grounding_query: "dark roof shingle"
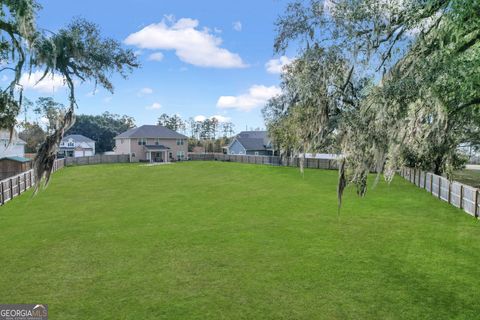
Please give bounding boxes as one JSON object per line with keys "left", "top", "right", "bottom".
{"left": 115, "top": 125, "right": 188, "bottom": 139}
{"left": 233, "top": 131, "right": 271, "bottom": 151}
{"left": 62, "top": 134, "right": 95, "bottom": 143}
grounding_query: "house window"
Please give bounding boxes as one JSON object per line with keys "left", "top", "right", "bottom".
{"left": 176, "top": 139, "right": 184, "bottom": 146}
{"left": 131, "top": 153, "right": 136, "bottom": 157}
{"left": 138, "top": 138, "right": 146, "bottom": 145}
{"left": 155, "top": 138, "right": 160, "bottom": 145}
{"left": 68, "top": 142, "right": 74, "bottom": 147}
{"left": 255, "top": 152, "right": 259, "bottom": 156}
{"left": 177, "top": 151, "right": 185, "bottom": 160}
{"left": 120, "top": 139, "right": 124, "bottom": 144}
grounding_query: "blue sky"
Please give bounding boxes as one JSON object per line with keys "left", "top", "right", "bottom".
{"left": 18, "top": 0, "right": 297, "bottom": 133}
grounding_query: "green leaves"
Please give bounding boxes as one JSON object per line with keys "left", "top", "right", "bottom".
{"left": 0, "top": 1, "right": 139, "bottom": 191}
{"left": 272, "top": 0, "right": 480, "bottom": 204}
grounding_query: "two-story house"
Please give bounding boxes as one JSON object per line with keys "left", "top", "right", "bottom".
{"left": 114, "top": 125, "right": 188, "bottom": 162}
{"left": 58, "top": 134, "right": 96, "bottom": 157}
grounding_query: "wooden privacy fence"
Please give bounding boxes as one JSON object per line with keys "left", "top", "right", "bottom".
{"left": 1, "top": 155, "right": 129, "bottom": 206}
{"left": 0, "top": 158, "right": 65, "bottom": 206}
{"left": 187, "top": 153, "right": 339, "bottom": 170}
{"left": 400, "top": 167, "right": 480, "bottom": 218}
{"left": 65, "top": 154, "right": 129, "bottom": 166}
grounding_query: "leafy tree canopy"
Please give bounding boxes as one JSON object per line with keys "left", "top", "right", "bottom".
{"left": 67, "top": 112, "right": 135, "bottom": 153}
{"left": 270, "top": 0, "right": 480, "bottom": 205}
{"left": 0, "top": 0, "right": 138, "bottom": 190}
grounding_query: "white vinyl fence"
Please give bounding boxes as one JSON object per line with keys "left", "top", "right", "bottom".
{"left": 0, "top": 158, "right": 65, "bottom": 205}
{"left": 0, "top": 155, "right": 130, "bottom": 206}
{"left": 400, "top": 167, "right": 480, "bottom": 218}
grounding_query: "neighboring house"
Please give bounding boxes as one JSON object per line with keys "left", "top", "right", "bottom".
{"left": 0, "top": 129, "right": 26, "bottom": 158}
{"left": 58, "top": 134, "right": 96, "bottom": 158}
{"left": 114, "top": 125, "right": 188, "bottom": 162}
{"left": 227, "top": 131, "right": 274, "bottom": 155}
{"left": 0, "top": 129, "right": 30, "bottom": 179}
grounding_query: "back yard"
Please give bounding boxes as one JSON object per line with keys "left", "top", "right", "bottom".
{"left": 1, "top": 162, "right": 479, "bottom": 319}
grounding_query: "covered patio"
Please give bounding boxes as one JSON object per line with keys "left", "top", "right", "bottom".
{"left": 144, "top": 145, "right": 170, "bottom": 163}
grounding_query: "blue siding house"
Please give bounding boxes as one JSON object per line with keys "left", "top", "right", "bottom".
{"left": 227, "top": 131, "right": 275, "bottom": 155}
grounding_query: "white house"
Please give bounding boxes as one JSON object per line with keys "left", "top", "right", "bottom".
{"left": 0, "top": 129, "right": 26, "bottom": 158}
{"left": 59, "top": 134, "right": 95, "bottom": 157}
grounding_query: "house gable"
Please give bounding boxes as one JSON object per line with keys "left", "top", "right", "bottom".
{"left": 228, "top": 139, "right": 247, "bottom": 155}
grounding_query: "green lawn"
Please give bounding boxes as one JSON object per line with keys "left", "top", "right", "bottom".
{"left": 1, "top": 162, "right": 479, "bottom": 319}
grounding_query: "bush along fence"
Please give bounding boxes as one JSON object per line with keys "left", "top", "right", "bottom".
{"left": 188, "top": 153, "right": 339, "bottom": 170}
{"left": 65, "top": 154, "right": 130, "bottom": 166}
{"left": 0, "top": 158, "right": 65, "bottom": 206}
{"left": 400, "top": 167, "right": 480, "bottom": 218}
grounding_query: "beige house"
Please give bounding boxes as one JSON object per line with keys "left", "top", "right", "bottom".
{"left": 114, "top": 125, "right": 188, "bottom": 162}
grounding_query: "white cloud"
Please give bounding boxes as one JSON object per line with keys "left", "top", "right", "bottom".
{"left": 265, "top": 56, "right": 294, "bottom": 74}
{"left": 194, "top": 115, "right": 206, "bottom": 122}
{"left": 19, "top": 71, "right": 66, "bottom": 93}
{"left": 148, "top": 52, "right": 164, "bottom": 61}
{"left": 139, "top": 87, "right": 153, "bottom": 95}
{"left": 125, "top": 16, "right": 247, "bottom": 68}
{"left": 210, "top": 115, "right": 231, "bottom": 123}
{"left": 217, "top": 85, "right": 281, "bottom": 112}
{"left": 194, "top": 114, "right": 231, "bottom": 123}
{"left": 146, "top": 102, "right": 162, "bottom": 110}
{"left": 233, "top": 21, "right": 242, "bottom": 32}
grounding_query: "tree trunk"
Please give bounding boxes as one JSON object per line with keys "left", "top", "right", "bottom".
{"left": 433, "top": 155, "right": 444, "bottom": 175}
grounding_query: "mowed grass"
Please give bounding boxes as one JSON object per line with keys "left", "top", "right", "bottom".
{"left": 1, "top": 162, "right": 480, "bottom": 319}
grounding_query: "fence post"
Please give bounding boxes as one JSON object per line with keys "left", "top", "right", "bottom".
{"left": 24, "top": 173, "right": 27, "bottom": 192}
{"left": 9, "top": 178, "right": 13, "bottom": 200}
{"left": 0, "top": 182, "right": 4, "bottom": 205}
{"left": 459, "top": 185, "right": 464, "bottom": 209}
{"left": 475, "top": 189, "right": 479, "bottom": 218}
{"left": 424, "top": 171, "right": 427, "bottom": 189}
{"left": 17, "top": 176, "right": 21, "bottom": 195}
{"left": 413, "top": 168, "right": 416, "bottom": 185}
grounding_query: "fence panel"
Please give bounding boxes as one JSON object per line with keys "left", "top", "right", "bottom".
{"left": 439, "top": 177, "right": 450, "bottom": 201}
{"left": 462, "top": 186, "right": 476, "bottom": 216}
{"left": 0, "top": 158, "right": 64, "bottom": 206}
{"left": 187, "top": 153, "right": 341, "bottom": 171}
{"left": 65, "top": 154, "right": 129, "bottom": 166}
{"left": 401, "top": 167, "right": 479, "bottom": 219}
